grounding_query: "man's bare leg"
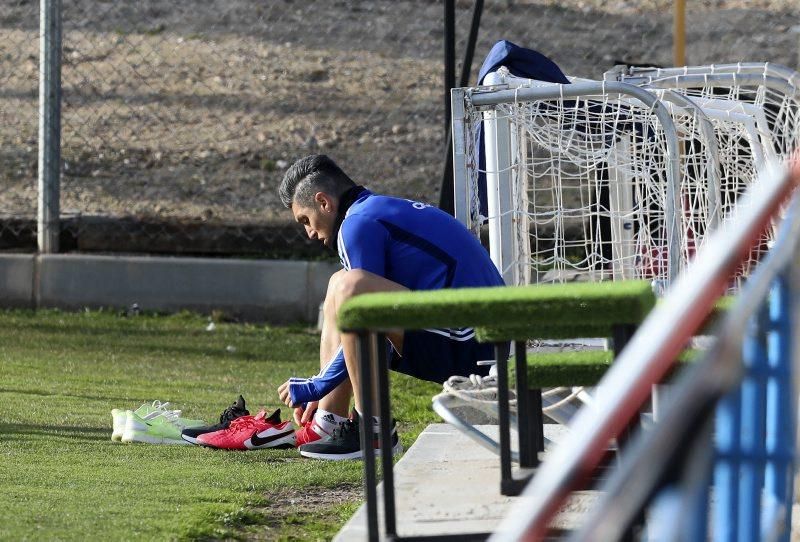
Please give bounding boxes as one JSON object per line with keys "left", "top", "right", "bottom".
{"left": 314, "top": 269, "right": 353, "bottom": 420}
{"left": 330, "top": 269, "right": 407, "bottom": 415}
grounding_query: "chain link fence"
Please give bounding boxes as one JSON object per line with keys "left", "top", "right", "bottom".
{"left": 0, "top": 0, "right": 39, "bottom": 250}
{"left": 0, "top": 0, "right": 798, "bottom": 257}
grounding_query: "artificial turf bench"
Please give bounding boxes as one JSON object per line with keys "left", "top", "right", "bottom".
{"left": 338, "top": 279, "right": 675, "bottom": 539}
{"left": 338, "top": 280, "right": 733, "bottom": 539}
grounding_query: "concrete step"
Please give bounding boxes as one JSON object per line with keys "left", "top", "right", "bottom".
{"left": 335, "top": 422, "right": 800, "bottom": 540}
{"left": 334, "top": 423, "right": 586, "bottom": 541}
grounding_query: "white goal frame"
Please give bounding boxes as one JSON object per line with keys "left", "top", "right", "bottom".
{"left": 452, "top": 72, "right": 687, "bottom": 288}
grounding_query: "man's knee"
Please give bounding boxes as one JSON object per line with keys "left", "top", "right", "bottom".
{"left": 334, "top": 269, "right": 374, "bottom": 302}
{"left": 322, "top": 269, "right": 347, "bottom": 319}
{"left": 326, "top": 268, "right": 349, "bottom": 293}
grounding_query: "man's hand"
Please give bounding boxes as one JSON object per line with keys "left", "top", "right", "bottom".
{"left": 293, "top": 401, "right": 319, "bottom": 426}
{"left": 277, "top": 381, "right": 293, "bottom": 408}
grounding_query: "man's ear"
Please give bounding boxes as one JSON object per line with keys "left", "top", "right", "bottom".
{"left": 314, "top": 192, "right": 337, "bottom": 214}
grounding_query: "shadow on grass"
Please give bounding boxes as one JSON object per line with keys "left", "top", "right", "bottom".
{"left": 1, "top": 330, "right": 313, "bottom": 362}
{"left": 0, "top": 387, "right": 148, "bottom": 405}
{"left": 0, "top": 422, "right": 109, "bottom": 442}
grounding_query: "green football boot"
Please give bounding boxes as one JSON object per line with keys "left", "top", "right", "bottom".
{"left": 111, "top": 400, "right": 176, "bottom": 441}
{"left": 121, "top": 408, "right": 205, "bottom": 445}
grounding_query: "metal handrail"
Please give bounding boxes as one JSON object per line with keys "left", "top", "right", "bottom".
{"left": 489, "top": 156, "right": 799, "bottom": 541}
{"left": 571, "top": 189, "right": 800, "bottom": 541}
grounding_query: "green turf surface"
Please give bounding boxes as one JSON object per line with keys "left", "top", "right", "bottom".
{"left": 338, "top": 280, "right": 656, "bottom": 334}
{"left": 0, "top": 309, "right": 440, "bottom": 541}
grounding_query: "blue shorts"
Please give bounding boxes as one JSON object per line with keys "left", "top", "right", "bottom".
{"left": 389, "top": 329, "right": 496, "bottom": 384}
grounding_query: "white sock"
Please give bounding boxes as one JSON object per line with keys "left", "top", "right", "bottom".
{"left": 314, "top": 409, "right": 347, "bottom": 435}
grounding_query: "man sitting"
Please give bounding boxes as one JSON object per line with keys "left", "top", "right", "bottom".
{"left": 276, "top": 154, "right": 504, "bottom": 460}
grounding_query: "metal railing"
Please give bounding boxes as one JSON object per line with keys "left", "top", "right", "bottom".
{"left": 489, "top": 156, "right": 799, "bottom": 540}
{"left": 574, "top": 182, "right": 800, "bottom": 542}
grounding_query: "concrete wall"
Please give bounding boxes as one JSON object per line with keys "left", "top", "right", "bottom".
{"left": 0, "top": 254, "right": 339, "bottom": 324}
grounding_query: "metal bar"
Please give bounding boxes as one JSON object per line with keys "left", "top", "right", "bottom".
{"left": 358, "top": 332, "right": 379, "bottom": 542}
{"left": 612, "top": 324, "right": 638, "bottom": 453}
{"left": 439, "top": 0, "right": 483, "bottom": 215}
{"left": 459, "top": 0, "right": 483, "bottom": 88}
{"left": 627, "top": 62, "right": 796, "bottom": 79}
{"left": 470, "top": 80, "right": 677, "bottom": 108}
{"left": 439, "top": 138, "right": 455, "bottom": 216}
{"left": 376, "top": 332, "right": 397, "bottom": 539}
{"left": 481, "top": 73, "right": 516, "bottom": 284}
{"left": 685, "top": 420, "right": 714, "bottom": 542}
{"left": 569, "top": 189, "right": 800, "bottom": 542}
{"left": 443, "top": 0, "right": 455, "bottom": 139}
{"left": 514, "top": 340, "right": 538, "bottom": 467}
{"left": 450, "top": 88, "right": 472, "bottom": 229}
{"left": 654, "top": 90, "right": 723, "bottom": 231}
{"left": 643, "top": 73, "right": 798, "bottom": 99}
{"left": 713, "top": 379, "right": 741, "bottom": 542}
{"left": 38, "top": 0, "right": 62, "bottom": 254}
{"left": 431, "top": 394, "right": 522, "bottom": 462}
{"left": 496, "top": 343, "right": 513, "bottom": 493}
{"left": 673, "top": 0, "right": 686, "bottom": 67}
{"left": 489, "top": 161, "right": 798, "bottom": 541}
{"left": 624, "top": 63, "right": 800, "bottom": 92}
{"left": 736, "top": 304, "right": 768, "bottom": 541}
{"left": 765, "top": 274, "right": 794, "bottom": 542}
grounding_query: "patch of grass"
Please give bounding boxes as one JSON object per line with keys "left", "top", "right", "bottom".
{"left": 0, "top": 309, "right": 439, "bottom": 540}
{"left": 142, "top": 23, "right": 166, "bottom": 36}
{"left": 259, "top": 158, "right": 277, "bottom": 172}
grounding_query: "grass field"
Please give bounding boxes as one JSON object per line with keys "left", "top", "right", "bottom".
{"left": 0, "top": 309, "right": 441, "bottom": 541}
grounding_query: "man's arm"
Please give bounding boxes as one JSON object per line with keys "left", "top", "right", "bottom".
{"left": 282, "top": 345, "right": 348, "bottom": 406}
{"left": 279, "top": 215, "right": 391, "bottom": 407}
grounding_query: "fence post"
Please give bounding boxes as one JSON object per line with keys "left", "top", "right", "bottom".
{"left": 764, "top": 273, "right": 795, "bottom": 542}
{"left": 38, "top": 0, "right": 62, "bottom": 253}
{"left": 737, "top": 304, "right": 769, "bottom": 540}
{"left": 713, "top": 384, "right": 741, "bottom": 542}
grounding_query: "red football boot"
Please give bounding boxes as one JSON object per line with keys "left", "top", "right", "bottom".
{"left": 197, "top": 409, "right": 295, "bottom": 450}
{"left": 294, "top": 414, "right": 333, "bottom": 447}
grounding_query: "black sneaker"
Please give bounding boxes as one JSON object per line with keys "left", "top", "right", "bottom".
{"left": 298, "top": 410, "right": 403, "bottom": 460}
{"left": 181, "top": 395, "right": 250, "bottom": 444}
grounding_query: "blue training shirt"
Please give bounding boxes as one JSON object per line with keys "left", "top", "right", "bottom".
{"left": 288, "top": 189, "right": 504, "bottom": 406}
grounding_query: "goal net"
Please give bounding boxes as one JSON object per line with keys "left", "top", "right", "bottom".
{"left": 452, "top": 70, "right": 715, "bottom": 290}
{"left": 609, "top": 63, "right": 800, "bottom": 286}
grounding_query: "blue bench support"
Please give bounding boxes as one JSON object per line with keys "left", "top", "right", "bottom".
{"left": 711, "top": 273, "right": 797, "bottom": 542}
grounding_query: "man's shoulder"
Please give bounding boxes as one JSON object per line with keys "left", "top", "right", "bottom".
{"left": 351, "top": 192, "right": 441, "bottom": 216}
{"left": 345, "top": 192, "right": 399, "bottom": 220}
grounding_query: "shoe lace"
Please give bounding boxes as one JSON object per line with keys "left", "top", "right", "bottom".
{"left": 151, "top": 400, "right": 171, "bottom": 411}
{"left": 229, "top": 415, "right": 259, "bottom": 430}
{"left": 142, "top": 401, "right": 182, "bottom": 422}
{"left": 219, "top": 404, "right": 246, "bottom": 424}
{"left": 331, "top": 418, "right": 358, "bottom": 440}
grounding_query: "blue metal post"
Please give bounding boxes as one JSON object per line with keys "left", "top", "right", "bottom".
{"left": 737, "top": 305, "right": 769, "bottom": 541}
{"left": 765, "top": 274, "right": 795, "bottom": 542}
{"left": 714, "top": 386, "right": 742, "bottom": 542}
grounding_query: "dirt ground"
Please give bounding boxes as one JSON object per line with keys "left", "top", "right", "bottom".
{"left": 242, "top": 485, "right": 362, "bottom": 540}
{"left": 0, "top": 0, "right": 798, "bottom": 233}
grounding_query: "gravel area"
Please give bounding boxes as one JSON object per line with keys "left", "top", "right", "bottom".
{"left": 0, "top": 0, "right": 798, "bottom": 231}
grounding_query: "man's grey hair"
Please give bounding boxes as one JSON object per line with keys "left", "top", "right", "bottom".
{"left": 279, "top": 154, "right": 356, "bottom": 209}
